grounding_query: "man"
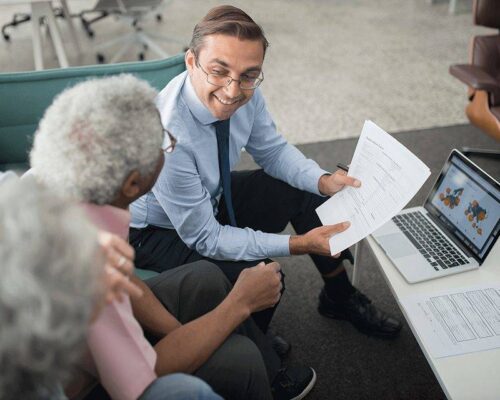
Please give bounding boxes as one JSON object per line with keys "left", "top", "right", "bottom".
{"left": 0, "top": 177, "right": 219, "bottom": 400}
{"left": 30, "top": 75, "right": 314, "bottom": 400}
{"left": 130, "top": 5, "right": 402, "bottom": 339}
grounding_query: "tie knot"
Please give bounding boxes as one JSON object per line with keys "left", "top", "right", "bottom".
{"left": 213, "top": 119, "right": 230, "bottom": 139}
{"left": 213, "top": 119, "right": 229, "bottom": 128}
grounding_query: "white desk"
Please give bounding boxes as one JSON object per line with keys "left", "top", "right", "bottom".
{"left": 0, "top": 0, "right": 80, "bottom": 70}
{"left": 366, "top": 235, "right": 500, "bottom": 400}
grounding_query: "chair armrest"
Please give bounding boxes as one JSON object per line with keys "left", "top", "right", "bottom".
{"left": 449, "top": 64, "right": 500, "bottom": 93}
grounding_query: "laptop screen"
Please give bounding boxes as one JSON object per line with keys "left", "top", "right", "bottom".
{"left": 425, "top": 150, "right": 500, "bottom": 263}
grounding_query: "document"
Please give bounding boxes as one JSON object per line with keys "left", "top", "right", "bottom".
{"left": 316, "top": 120, "right": 430, "bottom": 255}
{"left": 400, "top": 283, "right": 500, "bottom": 358}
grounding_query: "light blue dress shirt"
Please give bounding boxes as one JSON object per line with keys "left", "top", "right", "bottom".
{"left": 130, "top": 71, "right": 329, "bottom": 261}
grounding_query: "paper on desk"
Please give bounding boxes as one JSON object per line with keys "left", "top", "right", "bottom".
{"left": 316, "top": 120, "right": 430, "bottom": 255}
{"left": 400, "top": 283, "right": 500, "bottom": 358}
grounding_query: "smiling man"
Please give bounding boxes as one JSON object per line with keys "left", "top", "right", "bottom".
{"left": 130, "top": 4, "right": 401, "bottom": 382}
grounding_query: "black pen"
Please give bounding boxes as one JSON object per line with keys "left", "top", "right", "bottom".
{"left": 336, "top": 163, "right": 349, "bottom": 172}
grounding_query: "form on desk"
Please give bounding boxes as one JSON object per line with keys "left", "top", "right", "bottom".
{"left": 400, "top": 283, "right": 500, "bottom": 358}
{"left": 316, "top": 120, "right": 430, "bottom": 255}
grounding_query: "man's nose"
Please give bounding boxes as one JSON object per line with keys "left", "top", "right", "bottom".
{"left": 224, "top": 79, "right": 241, "bottom": 98}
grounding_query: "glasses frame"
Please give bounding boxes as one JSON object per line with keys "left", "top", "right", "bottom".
{"left": 194, "top": 56, "right": 264, "bottom": 90}
{"left": 162, "top": 129, "right": 177, "bottom": 154}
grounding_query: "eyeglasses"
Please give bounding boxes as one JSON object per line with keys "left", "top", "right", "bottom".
{"left": 162, "top": 129, "right": 177, "bottom": 153}
{"left": 195, "top": 58, "right": 264, "bottom": 90}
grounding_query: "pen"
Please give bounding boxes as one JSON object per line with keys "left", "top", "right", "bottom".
{"left": 336, "top": 163, "right": 349, "bottom": 172}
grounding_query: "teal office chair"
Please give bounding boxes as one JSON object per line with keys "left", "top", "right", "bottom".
{"left": 0, "top": 54, "right": 185, "bottom": 172}
{"left": 0, "top": 54, "right": 186, "bottom": 280}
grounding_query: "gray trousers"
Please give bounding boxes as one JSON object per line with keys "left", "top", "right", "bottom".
{"left": 145, "top": 261, "right": 281, "bottom": 400}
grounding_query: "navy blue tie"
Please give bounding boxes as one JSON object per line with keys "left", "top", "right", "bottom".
{"left": 213, "top": 119, "right": 237, "bottom": 227}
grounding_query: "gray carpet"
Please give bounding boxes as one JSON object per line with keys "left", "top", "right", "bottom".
{"left": 237, "top": 124, "right": 500, "bottom": 400}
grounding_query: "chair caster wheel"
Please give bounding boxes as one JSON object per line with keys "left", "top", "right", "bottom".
{"left": 156, "top": 14, "right": 162, "bottom": 22}
{"left": 2, "top": 34, "right": 10, "bottom": 41}
{"left": 138, "top": 52, "right": 145, "bottom": 61}
{"left": 97, "top": 53, "right": 105, "bottom": 63}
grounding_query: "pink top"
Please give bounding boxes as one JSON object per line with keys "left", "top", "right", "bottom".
{"left": 83, "top": 204, "right": 157, "bottom": 400}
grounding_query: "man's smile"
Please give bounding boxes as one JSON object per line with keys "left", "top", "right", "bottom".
{"left": 213, "top": 93, "right": 241, "bottom": 106}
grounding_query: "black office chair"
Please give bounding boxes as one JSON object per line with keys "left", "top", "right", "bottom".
{"left": 1, "top": 8, "right": 66, "bottom": 41}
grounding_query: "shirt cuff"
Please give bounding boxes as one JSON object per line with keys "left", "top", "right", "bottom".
{"left": 305, "top": 167, "right": 331, "bottom": 197}
{"left": 265, "top": 233, "right": 291, "bottom": 257}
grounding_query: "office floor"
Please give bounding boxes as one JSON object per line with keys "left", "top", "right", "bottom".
{"left": 0, "top": 0, "right": 492, "bottom": 143}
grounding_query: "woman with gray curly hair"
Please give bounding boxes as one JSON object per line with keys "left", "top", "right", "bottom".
{"left": 0, "top": 178, "right": 103, "bottom": 400}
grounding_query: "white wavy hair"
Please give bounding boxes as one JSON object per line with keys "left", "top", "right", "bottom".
{"left": 0, "top": 178, "right": 103, "bottom": 400}
{"left": 30, "top": 74, "right": 162, "bottom": 204}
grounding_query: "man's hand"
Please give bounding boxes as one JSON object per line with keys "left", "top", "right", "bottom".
{"left": 98, "top": 231, "right": 143, "bottom": 304}
{"left": 290, "top": 222, "right": 350, "bottom": 257}
{"left": 318, "top": 170, "right": 361, "bottom": 196}
{"left": 229, "top": 262, "right": 282, "bottom": 315}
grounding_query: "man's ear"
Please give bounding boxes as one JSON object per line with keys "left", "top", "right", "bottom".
{"left": 121, "top": 170, "right": 141, "bottom": 200}
{"left": 185, "top": 49, "right": 195, "bottom": 74}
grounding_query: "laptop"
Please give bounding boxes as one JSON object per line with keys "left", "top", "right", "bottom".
{"left": 373, "top": 149, "right": 500, "bottom": 283}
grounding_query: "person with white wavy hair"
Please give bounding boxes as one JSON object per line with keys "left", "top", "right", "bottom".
{"left": 0, "top": 178, "right": 103, "bottom": 400}
{"left": 30, "top": 74, "right": 162, "bottom": 206}
{"left": 30, "top": 74, "right": 288, "bottom": 400}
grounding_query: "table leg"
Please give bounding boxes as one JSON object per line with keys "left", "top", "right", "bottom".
{"left": 352, "top": 240, "right": 362, "bottom": 287}
{"left": 39, "top": 1, "right": 69, "bottom": 68}
{"left": 30, "top": 3, "right": 44, "bottom": 70}
{"left": 59, "top": 0, "right": 81, "bottom": 54}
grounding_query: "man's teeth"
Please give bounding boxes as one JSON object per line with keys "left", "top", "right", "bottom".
{"left": 215, "top": 95, "right": 238, "bottom": 105}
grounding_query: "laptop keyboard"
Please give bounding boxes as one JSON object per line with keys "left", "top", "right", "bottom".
{"left": 392, "top": 212, "right": 470, "bottom": 271}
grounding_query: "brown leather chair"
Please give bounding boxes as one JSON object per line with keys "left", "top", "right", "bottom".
{"left": 450, "top": 0, "right": 500, "bottom": 141}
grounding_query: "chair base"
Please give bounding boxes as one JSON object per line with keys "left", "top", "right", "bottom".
{"left": 94, "top": 29, "right": 184, "bottom": 63}
{"left": 466, "top": 90, "right": 500, "bottom": 141}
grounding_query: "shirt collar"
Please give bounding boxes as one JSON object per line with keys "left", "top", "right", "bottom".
{"left": 182, "top": 74, "right": 218, "bottom": 126}
{"left": 80, "top": 203, "right": 131, "bottom": 240}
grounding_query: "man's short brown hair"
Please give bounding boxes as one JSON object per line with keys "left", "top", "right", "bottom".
{"left": 189, "top": 5, "right": 269, "bottom": 57}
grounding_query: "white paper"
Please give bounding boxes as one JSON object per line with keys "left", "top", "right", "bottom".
{"left": 316, "top": 120, "right": 430, "bottom": 255}
{"left": 400, "top": 283, "right": 500, "bottom": 358}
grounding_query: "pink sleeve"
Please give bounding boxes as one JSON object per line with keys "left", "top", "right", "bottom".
{"left": 87, "top": 297, "right": 157, "bottom": 400}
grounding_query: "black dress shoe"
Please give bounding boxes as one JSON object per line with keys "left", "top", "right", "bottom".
{"left": 318, "top": 288, "right": 402, "bottom": 339}
{"left": 271, "top": 334, "right": 292, "bottom": 359}
{"left": 272, "top": 365, "right": 316, "bottom": 400}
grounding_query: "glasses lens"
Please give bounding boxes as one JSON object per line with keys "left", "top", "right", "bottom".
{"left": 240, "top": 78, "right": 261, "bottom": 90}
{"left": 207, "top": 74, "right": 230, "bottom": 87}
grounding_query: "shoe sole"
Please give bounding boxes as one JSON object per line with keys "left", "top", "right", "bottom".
{"left": 318, "top": 306, "right": 402, "bottom": 339}
{"left": 289, "top": 368, "right": 317, "bottom": 400}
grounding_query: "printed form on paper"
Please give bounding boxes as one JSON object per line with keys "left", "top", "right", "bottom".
{"left": 316, "top": 120, "right": 431, "bottom": 255}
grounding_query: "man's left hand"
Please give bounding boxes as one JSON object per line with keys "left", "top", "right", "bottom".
{"left": 318, "top": 170, "right": 361, "bottom": 196}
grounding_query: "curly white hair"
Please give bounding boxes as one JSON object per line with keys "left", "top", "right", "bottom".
{"left": 0, "top": 178, "right": 103, "bottom": 400}
{"left": 30, "top": 74, "right": 162, "bottom": 204}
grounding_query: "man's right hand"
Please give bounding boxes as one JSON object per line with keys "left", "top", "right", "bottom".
{"left": 289, "top": 221, "right": 351, "bottom": 257}
{"left": 229, "top": 261, "right": 282, "bottom": 315}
